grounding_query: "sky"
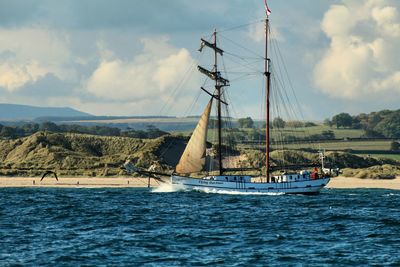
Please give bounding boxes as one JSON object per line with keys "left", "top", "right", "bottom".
{"left": 0, "top": 0, "right": 400, "bottom": 120}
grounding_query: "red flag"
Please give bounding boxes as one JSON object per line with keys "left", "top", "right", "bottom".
{"left": 264, "top": 0, "right": 271, "bottom": 16}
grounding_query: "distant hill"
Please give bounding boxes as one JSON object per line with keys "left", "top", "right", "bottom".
{"left": 0, "top": 103, "right": 92, "bottom": 121}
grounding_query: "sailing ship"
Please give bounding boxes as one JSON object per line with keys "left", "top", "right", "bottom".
{"left": 169, "top": 5, "right": 331, "bottom": 194}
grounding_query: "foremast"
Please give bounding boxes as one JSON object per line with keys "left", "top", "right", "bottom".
{"left": 198, "top": 31, "right": 229, "bottom": 175}
{"left": 265, "top": 13, "right": 271, "bottom": 181}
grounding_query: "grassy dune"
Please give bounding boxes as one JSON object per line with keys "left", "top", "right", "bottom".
{"left": 342, "top": 165, "right": 400, "bottom": 179}
{"left": 1, "top": 131, "right": 399, "bottom": 179}
{"left": 0, "top": 132, "right": 186, "bottom": 177}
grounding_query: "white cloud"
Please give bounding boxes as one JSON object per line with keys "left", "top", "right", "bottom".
{"left": 0, "top": 28, "right": 75, "bottom": 91}
{"left": 248, "top": 21, "right": 284, "bottom": 43}
{"left": 314, "top": 0, "right": 400, "bottom": 100}
{"left": 86, "top": 37, "right": 197, "bottom": 102}
{"left": 0, "top": 61, "right": 47, "bottom": 90}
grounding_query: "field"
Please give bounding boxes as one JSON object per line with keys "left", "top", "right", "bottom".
{"left": 270, "top": 125, "right": 364, "bottom": 139}
{"left": 271, "top": 140, "right": 391, "bottom": 151}
{"left": 52, "top": 117, "right": 400, "bottom": 164}
{"left": 222, "top": 125, "right": 399, "bottom": 162}
{"left": 178, "top": 124, "right": 399, "bottom": 162}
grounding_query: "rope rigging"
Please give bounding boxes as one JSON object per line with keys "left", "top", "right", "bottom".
{"left": 158, "top": 18, "right": 320, "bottom": 172}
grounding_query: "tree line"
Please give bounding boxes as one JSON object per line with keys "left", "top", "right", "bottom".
{"left": 325, "top": 109, "right": 400, "bottom": 138}
{"left": 237, "top": 117, "right": 317, "bottom": 129}
{"left": 0, "top": 122, "right": 168, "bottom": 139}
{"left": 228, "top": 117, "right": 334, "bottom": 142}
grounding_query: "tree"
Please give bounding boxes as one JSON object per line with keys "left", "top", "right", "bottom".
{"left": 247, "top": 129, "right": 265, "bottom": 141}
{"left": 272, "top": 117, "right": 285, "bottom": 129}
{"left": 332, "top": 113, "right": 353, "bottom": 128}
{"left": 323, "top": 118, "right": 333, "bottom": 128}
{"left": 0, "top": 126, "right": 16, "bottom": 138}
{"left": 390, "top": 141, "right": 400, "bottom": 151}
{"left": 368, "top": 113, "right": 383, "bottom": 128}
{"left": 145, "top": 125, "right": 168, "bottom": 138}
{"left": 351, "top": 116, "right": 362, "bottom": 129}
{"left": 40, "top": 122, "right": 60, "bottom": 132}
{"left": 321, "top": 130, "right": 335, "bottom": 139}
{"left": 363, "top": 129, "right": 384, "bottom": 138}
{"left": 237, "top": 117, "right": 254, "bottom": 128}
{"left": 22, "top": 123, "right": 40, "bottom": 134}
{"left": 374, "top": 113, "right": 400, "bottom": 138}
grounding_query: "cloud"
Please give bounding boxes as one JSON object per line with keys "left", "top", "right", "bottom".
{"left": 248, "top": 21, "right": 284, "bottom": 43}
{"left": 314, "top": 0, "right": 400, "bottom": 100}
{"left": 0, "top": 28, "right": 76, "bottom": 91}
{"left": 0, "top": 25, "right": 201, "bottom": 116}
{"left": 86, "top": 38, "right": 197, "bottom": 103}
{"left": 0, "top": 0, "right": 244, "bottom": 32}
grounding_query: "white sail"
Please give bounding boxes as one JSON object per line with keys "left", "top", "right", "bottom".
{"left": 176, "top": 99, "right": 213, "bottom": 174}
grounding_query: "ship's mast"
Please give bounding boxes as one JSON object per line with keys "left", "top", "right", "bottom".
{"left": 265, "top": 17, "right": 271, "bottom": 181}
{"left": 214, "top": 30, "right": 223, "bottom": 176}
{"left": 197, "top": 30, "right": 229, "bottom": 176}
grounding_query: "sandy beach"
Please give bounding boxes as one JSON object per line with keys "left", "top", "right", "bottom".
{"left": 0, "top": 177, "right": 166, "bottom": 188}
{"left": 0, "top": 176, "right": 399, "bottom": 190}
{"left": 326, "top": 176, "right": 400, "bottom": 190}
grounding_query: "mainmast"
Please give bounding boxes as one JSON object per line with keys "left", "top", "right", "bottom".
{"left": 265, "top": 16, "right": 271, "bottom": 181}
{"left": 198, "top": 30, "right": 229, "bottom": 176}
{"left": 214, "top": 30, "right": 223, "bottom": 176}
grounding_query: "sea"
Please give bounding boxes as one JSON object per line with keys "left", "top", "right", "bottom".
{"left": 1, "top": 186, "right": 399, "bottom": 266}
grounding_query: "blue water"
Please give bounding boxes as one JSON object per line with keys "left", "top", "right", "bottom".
{"left": 1, "top": 188, "right": 399, "bottom": 266}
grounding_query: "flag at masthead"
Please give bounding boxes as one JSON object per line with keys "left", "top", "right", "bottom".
{"left": 264, "top": 0, "right": 272, "bottom": 16}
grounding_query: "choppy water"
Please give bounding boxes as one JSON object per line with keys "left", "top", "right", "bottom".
{"left": 1, "top": 187, "right": 400, "bottom": 266}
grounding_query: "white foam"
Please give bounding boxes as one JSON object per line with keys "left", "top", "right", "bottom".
{"left": 151, "top": 183, "right": 186, "bottom": 193}
{"left": 384, "top": 193, "right": 399, "bottom": 197}
{"left": 195, "top": 187, "right": 285, "bottom": 196}
{"left": 152, "top": 183, "right": 285, "bottom": 195}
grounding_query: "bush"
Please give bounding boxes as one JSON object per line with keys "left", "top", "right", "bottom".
{"left": 237, "top": 117, "right": 254, "bottom": 128}
{"left": 286, "top": 121, "right": 304, "bottom": 128}
{"left": 304, "top": 122, "right": 317, "bottom": 127}
{"left": 272, "top": 117, "right": 285, "bottom": 129}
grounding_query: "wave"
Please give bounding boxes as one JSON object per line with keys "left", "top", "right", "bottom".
{"left": 383, "top": 193, "right": 399, "bottom": 197}
{"left": 151, "top": 183, "right": 186, "bottom": 193}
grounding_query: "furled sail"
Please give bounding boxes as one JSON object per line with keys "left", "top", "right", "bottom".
{"left": 175, "top": 99, "right": 213, "bottom": 174}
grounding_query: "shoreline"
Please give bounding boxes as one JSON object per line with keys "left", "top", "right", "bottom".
{"left": 0, "top": 177, "right": 165, "bottom": 188}
{"left": 0, "top": 176, "right": 399, "bottom": 190}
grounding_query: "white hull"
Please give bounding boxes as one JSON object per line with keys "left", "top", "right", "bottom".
{"left": 171, "top": 175, "right": 330, "bottom": 194}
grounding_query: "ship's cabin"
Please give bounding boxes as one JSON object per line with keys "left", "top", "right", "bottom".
{"left": 271, "top": 170, "right": 311, "bottom": 183}
{"left": 202, "top": 170, "right": 315, "bottom": 183}
{"left": 203, "top": 175, "right": 252, "bottom": 183}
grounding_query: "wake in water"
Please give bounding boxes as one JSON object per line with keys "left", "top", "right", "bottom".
{"left": 152, "top": 183, "right": 284, "bottom": 195}
{"left": 151, "top": 183, "right": 186, "bottom": 193}
{"left": 197, "top": 188, "right": 285, "bottom": 196}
